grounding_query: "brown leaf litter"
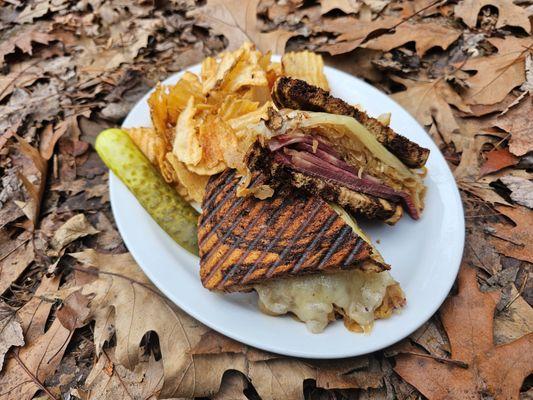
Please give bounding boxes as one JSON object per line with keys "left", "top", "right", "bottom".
{"left": 0, "top": 0, "right": 531, "bottom": 398}
{"left": 395, "top": 265, "right": 533, "bottom": 400}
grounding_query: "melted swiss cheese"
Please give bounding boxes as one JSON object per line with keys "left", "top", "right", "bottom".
{"left": 255, "top": 270, "right": 396, "bottom": 333}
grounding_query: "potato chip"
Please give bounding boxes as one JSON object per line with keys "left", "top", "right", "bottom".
{"left": 221, "top": 58, "right": 268, "bottom": 94}
{"left": 227, "top": 101, "right": 272, "bottom": 137}
{"left": 240, "top": 85, "right": 271, "bottom": 103}
{"left": 166, "top": 72, "right": 204, "bottom": 126}
{"left": 160, "top": 158, "right": 178, "bottom": 183}
{"left": 282, "top": 51, "right": 329, "bottom": 90}
{"left": 201, "top": 56, "right": 217, "bottom": 83}
{"left": 126, "top": 127, "right": 176, "bottom": 183}
{"left": 218, "top": 96, "right": 259, "bottom": 121}
{"left": 172, "top": 96, "right": 202, "bottom": 165}
{"left": 126, "top": 127, "right": 165, "bottom": 166}
{"left": 187, "top": 115, "right": 235, "bottom": 175}
{"left": 166, "top": 153, "right": 210, "bottom": 203}
{"left": 202, "top": 48, "right": 244, "bottom": 94}
{"left": 147, "top": 84, "right": 170, "bottom": 142}
{"left": 148, "top": 73, "right": 205, "bottom": 146}
{"left": 266, "top": 61, "right": 282, "bottom": 88}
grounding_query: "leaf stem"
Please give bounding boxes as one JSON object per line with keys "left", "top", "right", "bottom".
{"left": 13, "top": 350, "right": 58, "bottom": 400}
{"left": 401, "top": 351, "right": 469, "bottom": 369}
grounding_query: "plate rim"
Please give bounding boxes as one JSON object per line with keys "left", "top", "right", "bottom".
{"left": 110, "top": 59, "right": 465, "bottom": 359}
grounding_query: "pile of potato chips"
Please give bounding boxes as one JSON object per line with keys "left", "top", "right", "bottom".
{"left": 127, "top": 42, "right": 329, "bottom": 202}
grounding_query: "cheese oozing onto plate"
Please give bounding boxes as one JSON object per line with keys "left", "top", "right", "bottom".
{"left": 255, "top": 269, "right": 397, "bottom": 333}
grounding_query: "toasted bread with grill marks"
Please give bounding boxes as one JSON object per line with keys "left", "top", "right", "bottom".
{"left": 198, "top": 170, "right": 388, "bottom": 292}
{"left": 272, "top": 77, "right": 430, "bottom": 169}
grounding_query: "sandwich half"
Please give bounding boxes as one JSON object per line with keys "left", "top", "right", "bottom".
{"left": 245, "top": 102, "right": 428, "bottom": 224}
{"left": 199, "top": 169, "right": 405, "bottom": 333}
{"left": 244, "top": 77, "right": 430, "bottom": 224}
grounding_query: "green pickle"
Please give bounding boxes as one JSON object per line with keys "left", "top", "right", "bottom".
{"left": 95, "top": 128, "right": 199, "bottom": 255}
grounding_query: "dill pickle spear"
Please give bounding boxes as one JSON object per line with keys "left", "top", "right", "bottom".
{"left": 95, "top": 128, "right": 199, "bottom": 255}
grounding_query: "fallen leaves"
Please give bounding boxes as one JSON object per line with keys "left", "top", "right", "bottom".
{"left": 0, "top": 301, "right": 24, "bottom": 371}
{"left": 479, "top": 148, "right": 518, "bottom": 177}
{"left": 391, "top": 77, "right": 470, "bottom": 145}
{"left": 0, "top": 23, "right": 57, "bottom": 66}
{"left": 75, "top": 18, "right": 163, "bottom": 76}
{"left": 0, "top": 239, "right": 34, "bottom": 295}
{"left": 500, "top": 176, "right": 533, "bottom": 209}
{"left": 395, "top": 265, "right": 533, "bottom": 399}
{"left": 0, "top": 276, "right": 72, "bottom": 399}
{"left": 318, "top": 16, "right": 399, "bottom": 55}
{"left": 191, "top": 0, "right": 296, "bottom": 54}
{"left": 75, "top": 348, "right": 163, "bottom": 400}
{"left": 461, "top": 37, "right": 532, "bottom": 105}
{"left": 320, "top": 0, "right": 361, "bottom": 15}
{"left": 49, "top": 214, "right": 99, "bottom": 256}
{"left": 493, "top": 97, "right": 533, "bottom": 157}
{"left": 52, "top": 250, "right": 212, "bottom": 398}
{"left": 454, "top": 0, "right": 531, "bottom": 33}
{"left": 489, "top": 206, "right": 533, "bottom": 263}
{"left": 13, "top": 136, "right": 48, "bottom": 228}
{"left": 365, "top": 21, "right": 461, "bottom": 56}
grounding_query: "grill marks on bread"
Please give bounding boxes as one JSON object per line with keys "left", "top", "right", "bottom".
{"left": 199, "top": 170, "right": 387, "bottom": 292}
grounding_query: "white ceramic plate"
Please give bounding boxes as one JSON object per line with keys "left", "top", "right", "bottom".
{"left": 111, "top": 57, "right": 464, "bottom": 359}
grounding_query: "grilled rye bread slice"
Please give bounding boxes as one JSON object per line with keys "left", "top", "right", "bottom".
{"left": 246, "top": 143, "right": 403, "bottom": 224}
{"left": 272, "top": 76, "right": 430, "bottom": 169}
{"left": 199, "top": 170, "right": 388, "bottom": 292}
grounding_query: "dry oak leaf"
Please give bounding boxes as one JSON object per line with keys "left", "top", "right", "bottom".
{"left": 391, "top": 77, "right": 471, "bottom": 146}
{"left": 455, "top": 0, "right": 531, "bottom": 33}
{"left": 52, "top": 250, "right": 216, "bottom": 398}
{"left": 364, "top": 21, "right": 461, "bottom": 56}
{"left": 494, "top": 285, "right": 533, "bottom": 346}
{"left": 479, "top": 147, "right": 519, "bottom": 177}
{"left": 0, "top": 301, "right": 24, "bottom": 372}
{"left": 74, "top": 347, "right": 163, "bottom": 400}
{"left": 190, "top": 333, "right": 316, "bottom": 400}
{"left": 395, "top": 265, "right": 533, "bottom": 400}
{"left": 0, "top": 24, "right": 56, "bottom": 66}
{"left": 0, "top": 276, "right": 71, "bottom": 400}
{"left": 453, "top": 136, "right": 510, "bottom": 206}
{"left": 191, "top": 0, "right": 297, "bottom": 54}
{"left": 56, "top": 290, "right": 91, "bottom": 331}
{"left": 39, "top": 119, "right": 71, "bottom": 161}
{"left": 0, "top": 239, "right": 34, "bottom": 295}
{"left": 409, "top": 319, "right": 451, "bottom": 358}
{"left": 493, "top": 97, "right": 532, "bottom": 157}
{"left": 14, "top": 136, "right": 48, "bottom": 229}
{"left": 16, "top": 0, "right": 70, "bottom": 24}
{"left": 48, "top": 213, "right": 99, "bottom": 256}
{"left": 462, "top": 37, "right": 532, "bottom": 105}
{"left": 0, "top": 60, "right": 42, "bottom": 102}
{"left": 75, "top": 18, "right": 162, "bottom": 76}
{"left": 489, "top": 205, "right": 533, "bottom": 263}
{"left": 499, "top": 175, "right": 533, "bottom": 209}
{"left": 318, "top": 16, "right": 400, "bottom": 55}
